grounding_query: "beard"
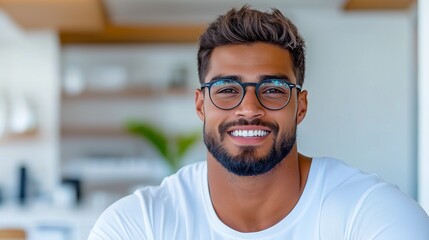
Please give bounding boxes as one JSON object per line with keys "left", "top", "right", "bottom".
{"left": 204, "top": 118, "right": 296, "bottom": 176}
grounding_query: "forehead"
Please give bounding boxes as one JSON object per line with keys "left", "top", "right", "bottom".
{"left": 206, "top": 43, "right": 296, "bottom": 83}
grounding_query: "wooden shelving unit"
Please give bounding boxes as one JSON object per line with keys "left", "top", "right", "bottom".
{"left": 61, "top": 127, "right": 132, "bottom": 138}
{"left": 60, "top": 86, "right": 194, "bottom": 139}
{"left": 61, "top": 87, "right": 191, "bottom": 100}
{"left": 0, "top": 131, "right": 39, "bottom": 143}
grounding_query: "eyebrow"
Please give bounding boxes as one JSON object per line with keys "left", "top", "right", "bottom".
{"left": 209, "top": 74, "right": 291, "bottom": 83}
{"left": 209, "top": 75, "right": 241, "bottom": 82}
{"left": 260, "top": 74, "right": 291, "bottom": 81}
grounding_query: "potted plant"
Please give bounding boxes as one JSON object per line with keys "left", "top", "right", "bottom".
{"left": 125, "top": 120, "right": 200, "bottom": 172}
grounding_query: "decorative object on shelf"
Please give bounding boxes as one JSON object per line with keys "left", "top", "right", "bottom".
{"left": 14, "top": 163, "right": 40, "bottom": 206}
{"left": 63, "top": 66, "right": 85, "bottom": 95}
{"left": 126, "top": 121, "right": 200, "bottom": 171}
{"left": 88, "top": 65, "right": 128, "bottom": 91}
{"left": 169, "top": 64, "right": 189, "bottom": 89}
{"left": 52, "top": 183, "right": 77, "bottom": 208}
{"left": 0, "top": 93, "right": 39, "bottom": 140}
{"left": 61, "top": 178, "right": 81, "bottom": 205}
{"left": 8, "top": 95, "right": 38, "bottom": 134}
{"left": 17, "top": 164, "right": 27, "bottom": 205}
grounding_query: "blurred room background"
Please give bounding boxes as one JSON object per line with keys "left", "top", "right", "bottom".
{"left": 0, "top": 0, "right": 428, "bottom": 239}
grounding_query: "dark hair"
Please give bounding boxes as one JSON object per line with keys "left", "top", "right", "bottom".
{"left": 197, "top": 5, "right": 306, "bottom": 86}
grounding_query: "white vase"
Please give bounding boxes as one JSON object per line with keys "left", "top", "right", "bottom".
{"left": 8, "top": 95, "right": 37, "bottom": 134}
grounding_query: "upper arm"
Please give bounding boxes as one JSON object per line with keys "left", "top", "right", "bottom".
{"left": 88, "top": 194, "right": 149, "bottom": 240}
{"left": 348, "top": 184, "right": 429, "bottom": 240}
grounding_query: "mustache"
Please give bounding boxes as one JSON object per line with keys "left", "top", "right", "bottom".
{"left": 218, "top": 119, "right": 279, "bottom": 139}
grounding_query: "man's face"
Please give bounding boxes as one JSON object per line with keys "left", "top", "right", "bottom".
{"left": 195, "top": 43, "right": 307, "bottom": 176}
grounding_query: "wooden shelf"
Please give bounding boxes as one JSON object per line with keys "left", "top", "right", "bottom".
{"left": 344, "top": 0, "right": 415, "bottom": 10}
{"left": 61, "top": 87, "right": 191, "bottom": 100}
{"left": 0, "top": 131, "right": 39, "bottom": 143}
{"left": 60, "top": 86, "right": 194, "bottom": 138}
{"left": 61, "top": 127, "right": 132, "bottom": 138}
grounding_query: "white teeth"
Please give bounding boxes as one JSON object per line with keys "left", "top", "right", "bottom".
{"left": 230, "top": 130, "right": 269, "bottom": 137}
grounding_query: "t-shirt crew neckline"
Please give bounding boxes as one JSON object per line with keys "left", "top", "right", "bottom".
{"left": 201, "top": 158, "right": 319, "bottom": 239}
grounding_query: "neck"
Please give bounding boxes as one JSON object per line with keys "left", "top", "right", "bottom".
{"left": 207, "top": 147, "right": 311, "bottom": 232}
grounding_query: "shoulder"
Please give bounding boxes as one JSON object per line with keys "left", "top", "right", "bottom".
{"left": 163, "top": 160, "right": 206, "bottom": 189}
{"left": 88, "top": 161, "right": 207, "bottom": 240}
{"left": 88, "top": 194, "right": 147, "bottom": 240}
{"left": 311, "top": 157, "right": 369, "bottom": 190}
{"left": 315, "top": 157, "right": 429, "bottom": 239}
{"left": 139, "top": 161, "right": 206, "bottom": 203}
{"left": 347, "top": 183, "right": 429, "bottom": 239}
{"left": 314, "top": 157, "right": 386, "bottom": 227}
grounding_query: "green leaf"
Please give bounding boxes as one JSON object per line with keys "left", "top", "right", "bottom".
{"left": 176, "top": 131, "right": 200, "bottom": 159}
{"left": 125, "top": 121, "right": 169, "bottom": 160}
{"left": 125, "top": 120, "right": 200, "bottom": 171}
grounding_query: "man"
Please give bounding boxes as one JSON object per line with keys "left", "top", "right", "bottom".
{"left": 89, "top": 6, "right": 429, "bottom": 239}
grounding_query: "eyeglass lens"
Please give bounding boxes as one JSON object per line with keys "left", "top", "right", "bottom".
{"left": 209, "top": 79, "right": 292, "bottom": 110}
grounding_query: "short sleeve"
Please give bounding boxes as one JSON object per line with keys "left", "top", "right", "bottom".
{"left": 88, "top": 194, "right": 149, "bottom": 240}
{"left": 348, "top": 183, "right": 429, "bottom": 240}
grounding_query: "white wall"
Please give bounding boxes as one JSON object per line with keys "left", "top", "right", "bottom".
{"left": 59, "top": 9, "right": 418, "bottom": 199}
{"left": 418, "top": 0, "right": 429, "bottom": 212}
{"left": 0, "top": 8, "right": 418, "bottom": 204}
{"left": 60, "top": 45, "right": 202, "bottom": 163}
{"left": 0, "top": 11, "right": 60, "bottom": 200}
{"left": 291, "top": 10, "right": 417, "bottom": 198}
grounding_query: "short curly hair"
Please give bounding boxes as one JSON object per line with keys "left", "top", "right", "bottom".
{"left": 197, "top": 5, "right": 306, "bottom": 86}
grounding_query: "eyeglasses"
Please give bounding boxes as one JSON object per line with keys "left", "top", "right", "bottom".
{"left": 201, "top": 78, "right": 301, "bottom": 110}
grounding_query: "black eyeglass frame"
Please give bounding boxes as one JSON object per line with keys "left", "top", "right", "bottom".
{"left": 200, "top": 78, "right": 302, "bottom": 110}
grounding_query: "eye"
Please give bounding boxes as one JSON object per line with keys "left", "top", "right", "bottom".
{"left": 217, "top": 87, "right": 239, "bottom": 94}
{"left": 262, "top": 87, "right": 286, "bottom": 94}
{"left": 259, "top": 80, "right": 290, "bottom": 96}
{"left": 260, "top": 86, "right": 288, "bottom": 95}
{"left": 211, "top": 79, "right": 241, "bottom": 95}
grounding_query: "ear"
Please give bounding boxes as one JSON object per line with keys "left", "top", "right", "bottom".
{"left": 195, "top": 89, "right": 205, "bottom": 121}
{"left": 296, "top": 90, "right": 308, "bottom": 125}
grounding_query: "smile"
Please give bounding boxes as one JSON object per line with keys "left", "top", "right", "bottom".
{"left": 229, "top": 130, "right": 270, "bottom": 137}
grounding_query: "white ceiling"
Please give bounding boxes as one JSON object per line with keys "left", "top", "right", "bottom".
{"left": 104, "top": 0, "right": 346, "bottom": 25}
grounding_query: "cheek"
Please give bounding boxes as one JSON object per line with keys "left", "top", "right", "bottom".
{"left": 275, "top": 112, "right": 297, "bottom": 134}
{"left": 203, "top": 106, "right": 224, "bottom": 132}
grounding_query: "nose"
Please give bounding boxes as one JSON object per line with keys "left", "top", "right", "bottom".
{"left": 234, "top": 87, "right": 265, "bottom": 119}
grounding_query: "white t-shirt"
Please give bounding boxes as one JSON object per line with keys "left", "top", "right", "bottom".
{"left": 88, "top": 157, "right": 429, "bottom": 240}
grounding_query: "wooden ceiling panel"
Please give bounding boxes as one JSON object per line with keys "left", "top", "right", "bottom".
{"left": 344, "top": 0, "right": 415, "bottom": 10}
{"left": 60, "top": 24, "right": 206, "bottom": 44}
{"left": 0, "top": 0, "right": 104, "bottom": 31}
{"left": 1, "top": 0, "right": 416, "bottom": 44}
